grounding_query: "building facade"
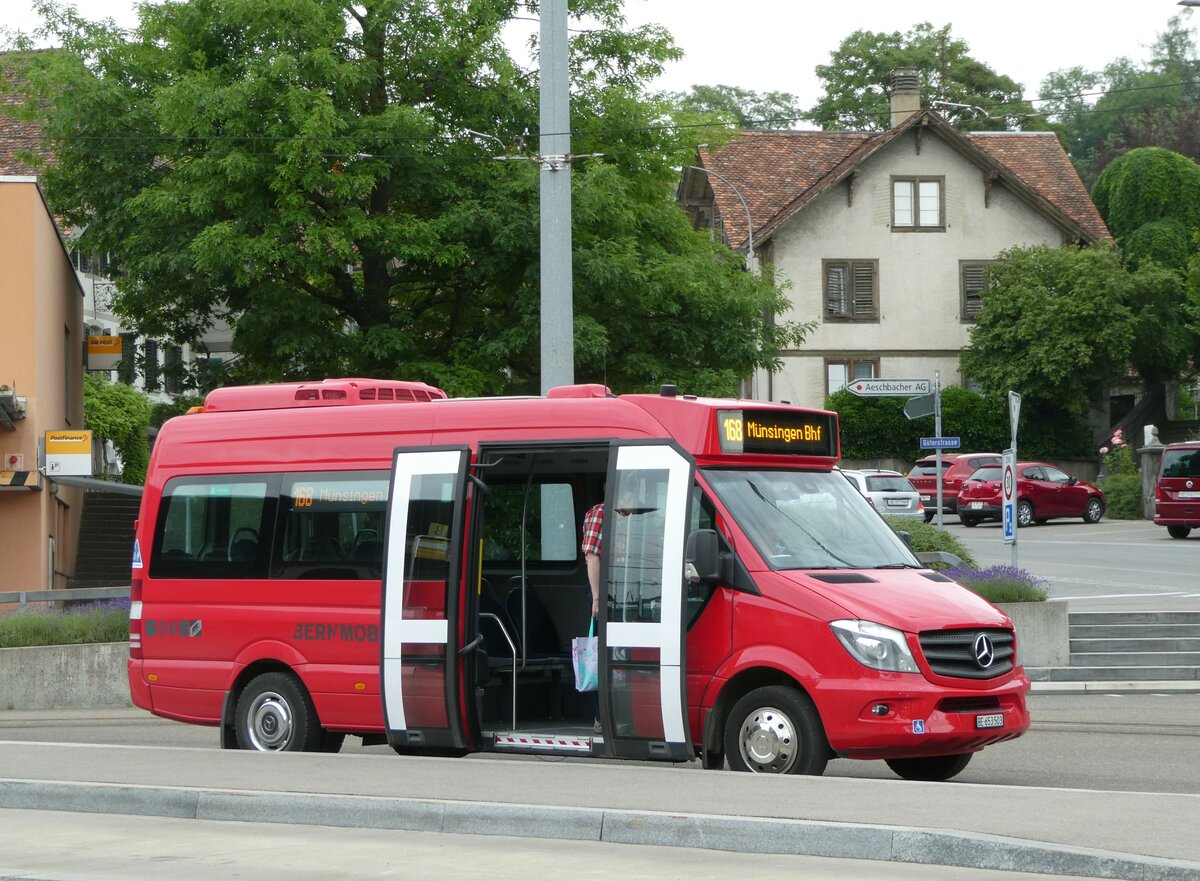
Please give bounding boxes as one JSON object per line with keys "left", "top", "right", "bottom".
{"left": 679, "top": 72, "right": 1110, "bottom": 410}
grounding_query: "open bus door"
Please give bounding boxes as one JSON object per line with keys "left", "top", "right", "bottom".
{"left": 599, "top": 441, "right": 694, "bottom": 762}
{"left": 380, "top": 446, "right": 471, "bottom": 752}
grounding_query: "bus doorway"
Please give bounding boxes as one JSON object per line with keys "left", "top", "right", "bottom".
{"left": 380, "top": 440, "right": 693, "bottom": 762}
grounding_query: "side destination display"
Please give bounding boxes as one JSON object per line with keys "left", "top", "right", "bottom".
{"left": 717, "top": 409, "right": 837, "bottom": 457}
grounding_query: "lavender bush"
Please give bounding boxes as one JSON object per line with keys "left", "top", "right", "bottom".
{"left": 942, "top": 565, "right": 1048, "bottom": 603}
{"left": 0, "top": 598, "right": 130, "bottom": 648}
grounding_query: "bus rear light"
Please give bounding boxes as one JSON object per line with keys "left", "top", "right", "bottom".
{"left": 129, "top": 593, "right": 143, "bottom": 659}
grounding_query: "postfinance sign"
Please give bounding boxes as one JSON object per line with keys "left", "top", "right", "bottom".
{"left": 44, "top": 430, "right": 93, "bottom": 476}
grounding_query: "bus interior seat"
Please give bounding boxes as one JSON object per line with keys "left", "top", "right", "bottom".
{"left": 299, "top": 536, "right": 343, "bottom": 562}
{"left": 504, "top": 588, "right": 567, "bottom": 659}
{"left": 353, "top": 540, "right": 384, "bottom": 565}
{"left": 229, "top": 539, "right": 259, "bottom": 562}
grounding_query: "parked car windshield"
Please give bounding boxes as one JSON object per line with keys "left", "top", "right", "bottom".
{"left": 701, "top": 469, "right": 920, "bottom": 570}
{"left": 1162, "top": 449, "right": 1200, "bottom": 478}
{"left": 864, "top": 475, "right": 915, "bottom": 492}
{"left": 909, "top": 461, "right": 949, "bottom": 476}
{"left": 968, "top": 466, "right": 1002, "bottom": 482}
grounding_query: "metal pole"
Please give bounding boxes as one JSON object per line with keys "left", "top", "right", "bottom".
{"left": 934, "top": 370, "right": 943, "bottom": 528}
{"left": 539, "top": 0, "right": 573, "bottom": 394}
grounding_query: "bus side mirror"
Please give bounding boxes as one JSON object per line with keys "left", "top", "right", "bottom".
{"left": 685, "top": 529, "right": 721, "bottom": 583}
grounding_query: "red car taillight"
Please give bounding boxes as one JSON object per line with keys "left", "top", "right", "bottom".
{"left": 1155, "top": 484, "right": 1165, "bottom": 501}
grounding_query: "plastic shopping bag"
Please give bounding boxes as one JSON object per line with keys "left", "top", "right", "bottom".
{"left": 572, "top": 620, "right": 598, "bottom": 692}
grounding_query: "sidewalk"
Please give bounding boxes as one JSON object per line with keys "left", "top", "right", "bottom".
{"left": 1, "top": 738, "right": 1198, "bottom": 879}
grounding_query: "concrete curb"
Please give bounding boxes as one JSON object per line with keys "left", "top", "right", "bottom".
{"left": 2, "top": 778, "right": 1197, "bottom": 880}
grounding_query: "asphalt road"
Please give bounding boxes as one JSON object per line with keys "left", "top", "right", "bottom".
{"left": 3, "top": 690, "right": 1199, "bottom": 794}
{"left": 937, "top": 517, "right": 1200, "bottom": 611}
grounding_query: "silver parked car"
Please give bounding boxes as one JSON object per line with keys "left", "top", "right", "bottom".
{"left": 839, "top": 468, "right": 925, "bottom": 519}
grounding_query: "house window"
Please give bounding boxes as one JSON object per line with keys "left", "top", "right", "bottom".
{"left": 118, "top": 334, "right": 138, "bottom": 385}
{"left": 823, "top": 260, "right": 878, "bottom": 320}
{"left": 892, "top": 177, "right": 943, "bottom": 230}
{"left": 164, "top": 346, "right": 184, "bottom": 395}
{"left": 961, "top": 261, "right": 990, "bottom": 321}
{"left": 827, "top": 358, "right": 879, "bottom": 396}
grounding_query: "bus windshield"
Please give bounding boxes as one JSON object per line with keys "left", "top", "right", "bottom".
{"left": 702, "top": 468, "right": 920, "bottom": 570}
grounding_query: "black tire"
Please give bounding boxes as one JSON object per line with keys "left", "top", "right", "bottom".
{"left": 1083, "top": 496, "right": 1105, "bottom": 524}
{"left": 320, "top": 731, "right": 347, "bottom": 753}
{"left": 235, "top": 672, "right": 325, "bottom": 752}
{"left": 1016, "top": 499, "right": 1035, "bottom": 528}
{"left": 923, "top": 512, "right": 935, "bottom": 523}
{"left": 724, "top": 685, "right": 829, "bottom": 776}
{"left": 1167, "top": 525, "right": 1192, "bottom": 539}
{"left": 959, "top": 515, "right": 980, "bottom": 528}
{"left": 885, "top": 752, "right": 973, "bottom": 781}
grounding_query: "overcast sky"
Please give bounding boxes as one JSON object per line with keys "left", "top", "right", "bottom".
{"left": 6, "top": 0, "right": 1194, "bottom": 110}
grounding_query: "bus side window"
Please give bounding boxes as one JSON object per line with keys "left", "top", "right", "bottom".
{"left": 150, "top": 477, "right": 272, "bottom": 579}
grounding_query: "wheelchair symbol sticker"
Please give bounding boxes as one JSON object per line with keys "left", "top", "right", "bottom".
{"left": 912, "top": 720, "right": 926, "bottom": 735}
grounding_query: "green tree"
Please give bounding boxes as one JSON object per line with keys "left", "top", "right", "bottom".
{"left": 83, "top": 374, "right": 151, "bottom": 484}
{"left": 669, "top": 84, "right": 806, "bottom": 130}
{"left": 810, "top": 23, "right": 1043, "bottom": 132}
{"left": 960, "top": 246, "right": 1140, "bottom": 422}
{"left": 1040, "top": 13, "right": 1200, "bottom": 185}
{"left": 10, "top": 0, "right": 806, "bottom": 398}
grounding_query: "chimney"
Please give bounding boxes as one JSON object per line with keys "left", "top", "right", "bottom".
{"left": 889, "top": 68, "right": 921, "bottom": 128}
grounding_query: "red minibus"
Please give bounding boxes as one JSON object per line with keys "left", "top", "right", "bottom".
{"left": 129, "top": 378, "right": 1030, "bottom": 780}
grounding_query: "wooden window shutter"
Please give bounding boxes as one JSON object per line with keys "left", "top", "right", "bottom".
{"left": 851, "top": 262, "right": 876, "bottom": 318}
{"left": 826, "top": 263, "right": 849, "bottom": 316}
{"left": 963, "top": 264, "right": 986, "bottom": 319}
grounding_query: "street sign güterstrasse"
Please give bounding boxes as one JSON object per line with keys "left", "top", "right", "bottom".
{"left": 845, "top": 378, "right": 931, "bottom": 397}
{"left": 919, "top": 436, "right": 961, "bottom": 450}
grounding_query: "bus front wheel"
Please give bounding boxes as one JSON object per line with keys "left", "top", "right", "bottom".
{"left": 235, "top": 672, "right": 325, "bottom": 752}
{"left": 724, "top": 686, "right": 829, "bottom": 776}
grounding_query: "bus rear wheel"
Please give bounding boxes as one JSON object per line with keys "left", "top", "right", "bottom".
{"left": 724, "top": 686, "right": 829, "bottom": 776}
{"left": 235, "top": 672, "right": 325, "bottom": 752}
{"left": 1167, "top": 525, "right": 1191, "bottom": 539}
{"left": 885, "top": 752, "right": 973, "bottom": 781}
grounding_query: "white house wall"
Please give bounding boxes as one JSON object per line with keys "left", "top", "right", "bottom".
{"left": 767, "top": 130, "right": 1069, "bottom": 409}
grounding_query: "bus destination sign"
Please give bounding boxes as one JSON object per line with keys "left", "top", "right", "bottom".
{"left": 717, "top": 409, "right": 838, "bottom": 458}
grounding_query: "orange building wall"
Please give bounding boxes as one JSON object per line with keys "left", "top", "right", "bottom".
{"left": 0, "top": 178, "right": 84, "bottom": 591}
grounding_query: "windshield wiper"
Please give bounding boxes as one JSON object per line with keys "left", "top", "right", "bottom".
{"left": 745, "top": 479, "right": 853, "bottom": 568}
{"left": 873, "top": 562, "right": 922, "bottom": 569}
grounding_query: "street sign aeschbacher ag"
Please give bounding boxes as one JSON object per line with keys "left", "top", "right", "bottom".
{"left": 845, "top": 378, "right": 931, "bottom": 397}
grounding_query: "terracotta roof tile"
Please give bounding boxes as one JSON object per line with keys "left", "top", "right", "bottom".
{"left": 966, "top": 132, "right": 1111, "bottom": 242}
{"left": 695, "top": 115, "right": 1110, "bottom": 249}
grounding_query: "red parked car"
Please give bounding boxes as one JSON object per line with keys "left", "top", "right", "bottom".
{"left": 957, "top": 461, "right": 1106, "bottom": 528}
{"left": 907, "top": 453, "right": 1002, "bottom": 522}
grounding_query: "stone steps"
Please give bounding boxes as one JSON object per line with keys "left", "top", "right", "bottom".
{"left": 1027, "top": 611, "right": 1200, "bottom": 684}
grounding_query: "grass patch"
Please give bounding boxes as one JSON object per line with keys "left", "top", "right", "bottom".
{"left": 943, "top": 565, "right": 1048, "bottom": 603}
{"left": 883, "top": 516, "right": 978, "bottom": 568}
{"left": 0, "top": 599, "right": 129, "bottom": 648}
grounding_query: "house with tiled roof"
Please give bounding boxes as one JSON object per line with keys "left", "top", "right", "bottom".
{"left": 678, "top": 69, "right": 1111, "bottom": 409}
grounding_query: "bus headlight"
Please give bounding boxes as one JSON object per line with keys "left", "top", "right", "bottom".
{"left": 830, "top": 620, "right": 919, "bottom": 673}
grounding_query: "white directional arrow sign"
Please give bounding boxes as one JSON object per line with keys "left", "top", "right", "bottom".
{"left": 845, "top": 378, "right": 932, "bottom": 397}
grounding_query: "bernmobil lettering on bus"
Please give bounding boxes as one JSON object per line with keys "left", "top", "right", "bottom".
{"left": 127, "top": 377, "right": 1028, "bottom": 780}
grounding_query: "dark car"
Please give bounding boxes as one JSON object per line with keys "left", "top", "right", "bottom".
{"left": 1154, "top": 441, "right": 1200, "bottom": 539}
{"left": 907, "top": 453, "right": 1002, "bottom": 521}
{"left": 956, "top": 461, "right": 1106, "bottom": 528}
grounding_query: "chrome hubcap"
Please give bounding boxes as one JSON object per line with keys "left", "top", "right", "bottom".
{"left": 738, "top": 705, "right": 797, "bottom": 773}
{"left": 247, "top": 691, "right": 293, "bottom": 751}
